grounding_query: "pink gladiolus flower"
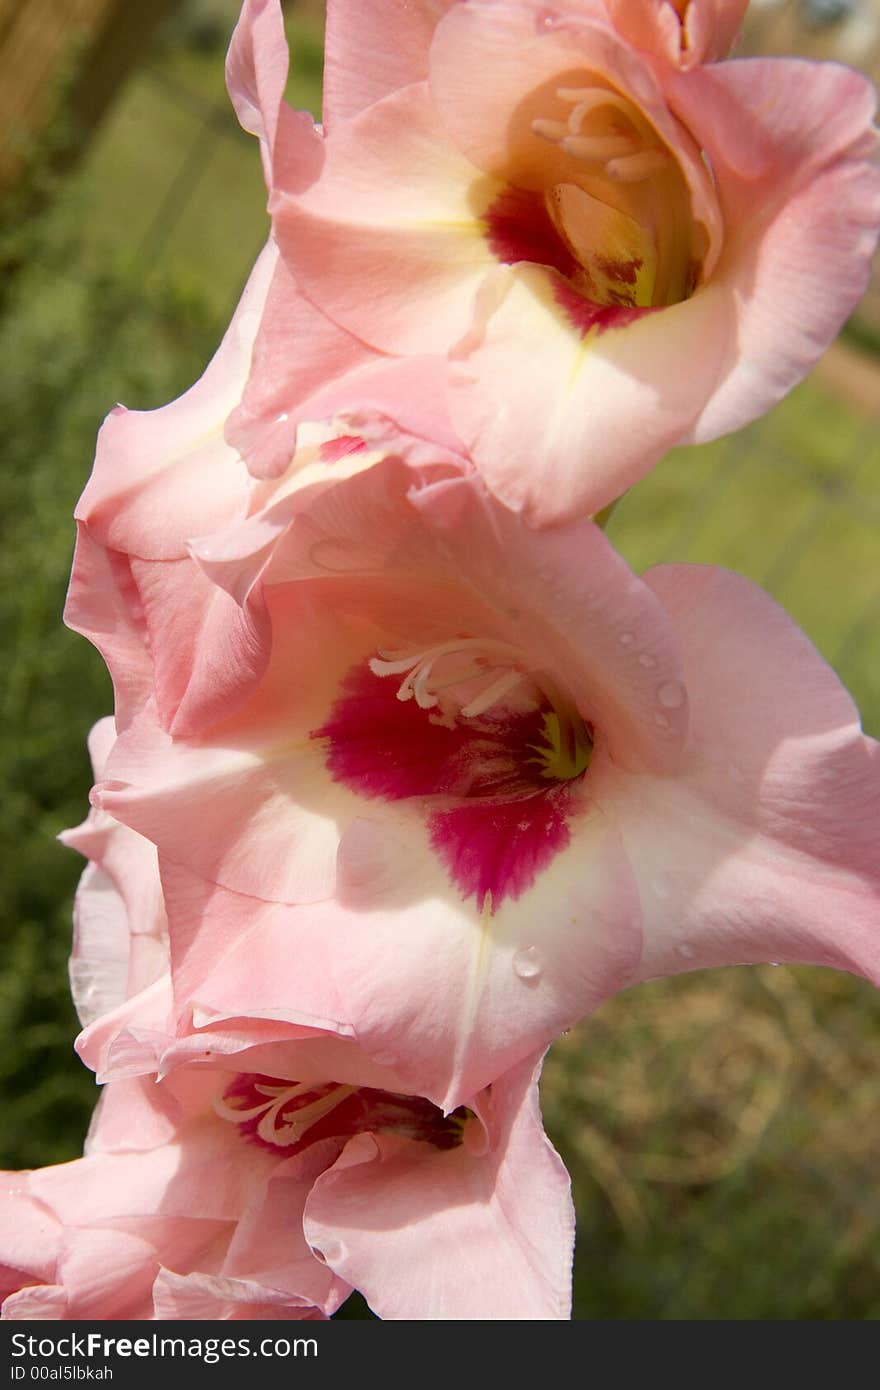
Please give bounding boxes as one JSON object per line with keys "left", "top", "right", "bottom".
{"left": 268, "top": 0, "right": 880, "bottom": 522}
{"left": 1, "top": 1045, "right": 570, "bottom": 1320}
{"left": 87, "top": 458, "right": 880, "bottom": 1113}
{"left": 0, "top": 730, "right": 574, "bottom": 1320}
{"left": 7, "top": 786, "right": 574, "bottom": 1321}
{"left": 65, "top": 234, "right": 465, "bottom": 738}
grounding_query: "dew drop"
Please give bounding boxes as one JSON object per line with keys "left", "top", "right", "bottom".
{"left": 676, "top": 943, "right": 695, "bottom": 960}
{"left": 727, "top": 762, "right": 746, "bottom": 784}
{"left": 373, "top": 1051, "right": 397, "bottom": 1068}
{"left": 657, "top": 680, "right": 685, "bottom": 709}
{"left": 654, "top": 711, "right": 670, "bottom": 728}
{"left": 619, "top": 631, "right": 635, "bottom": 646}
{"left": 638, "top": 653, "right": 657, "bottom": 669}
{"left": 513, "top": 945, "right": 543, "bottom": 980}
{"left": 312, "top": 1238, "right": 345, "bottom": 1265}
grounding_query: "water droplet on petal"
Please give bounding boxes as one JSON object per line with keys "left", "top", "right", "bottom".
{"left": 728, "top": 762, "right": 746, "bottom": 783}
{"left": 657, "top": 680, "right": 685, "bottom": 709}
{"left": 654, "top": 711, "right": 670, "bottom": 728}
{"left": 513, "top": 945, "right": 543, "bottom": 980}
{"left": 619, "top": 631, "right": 635, "bottom": 646}
{"left": 312, "top": 1238, "right": 346, "bottom": 1265}
{"left": 676, "top": 943, "right": 695, "bottom": 960}
{"left": 373, "top": 1051, "right": 397, "bottom": 1068}
{"left": 638, "top": 653, "right": 657, "bottom": 669}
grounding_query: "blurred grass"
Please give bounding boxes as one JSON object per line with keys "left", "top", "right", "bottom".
{"left": 0, "top": 0, "right": 878, "bottom": 1320}
{"left": 544, "top": 964, "right": 880, "bottom": 1318}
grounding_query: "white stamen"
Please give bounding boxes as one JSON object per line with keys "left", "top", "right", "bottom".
{"left": 215, "top": 1080, "right": 356, "bottom": 1148}
{"left": 368, "top": 652, "right": 427, "bottom": 677}
{"left": 606, "top": 149, "right": 669, "bottom": 182}
{"left": 413, "top": 659, "right": 442, "bottom": 709}
{"left": 259, "top": 1084, "right": 356, "bottom": 1146}
{"left": 532, "top": 85, "right": 664, "bottom": 185}
{"left": 561, "top": 134, "right": 637, "bottom": 162}
{"left": 370, "top": 638, "right": 528, "bottom": 723}
{"left": 460, "top": 668, "right": 526, "bottom": 719}
{"left": 532, "top": 117, "right": 568, "bottom": 142}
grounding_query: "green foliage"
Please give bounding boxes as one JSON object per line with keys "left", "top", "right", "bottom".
{"left": 0, "top": 240, "right": 234, "bottom": 1166}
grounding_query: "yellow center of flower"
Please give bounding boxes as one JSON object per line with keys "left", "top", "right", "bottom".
{"left": 527, "top": 710, "right": 593, "bottom": 781}
{"left": 529, "top": 77, "right": 705, "bottom": 308}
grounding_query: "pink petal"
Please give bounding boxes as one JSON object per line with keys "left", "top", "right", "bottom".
{"left": 156, "top": 802, "right": 640, "bottom": 1111}
{"left": 95, "top": 700, "right": 351, "bottom": 907}
{"left": 224, "top": 255, "right": 381, "bottom": 480}
{"left": 667, "top": 59, "right": 880, "bottom": 443}
{"left": 75, "top": 974, "right": 173, "bottom": 1082}
{"left": 63, "top": 527, "right": 153, "bottom": 729}
{"left": 448, "top": 262, "right": 732, "bottom": 522}
{"left": 0, "top": 1179, "right": 60, "bottom": 1298}
{"left": 62, "top": 729, "right": 168, "bottom": 1024}
{"left": 320, "top": 811, "right": 641, "bottom": 1108}
{"left": 273, "top": 83, "right": 497, "bottom": 356}
{"left": 219, "top": 1161, "right": 348, "bottom": 1315}
{"left": 226, "top": 0, "right": 323, "bottom": 193}
{"left": 607, "top": 0, "right": 748, "bottom": 69}
{"left": 157, "top": 860, "right": 352, "bottom": 1040}
{"left": 322, "top": 0, "right": 455, "bottom": 130}
{"left": 152, "top": 1269, "right": 325, "bottom": 1320}
{"left": 304, "top": 1053, "right": 574, "bottom": 1320}
{"left": 429, "top": 4, "right": 632, "bottom": 178}
{"left": 53, "top": 1228, "right": 167, "bottom": 1320}
{"left": 84, "top": 1079, "right": 180, "bottom": 1156}
{"left": 602, "top": 564, "right": 880, "bottom": 984}
{"left": 2, "top": 1284, "right": 68, "bottom": 1319}
{"left": 128, "top": 555, "right": 270, "bottom": 737}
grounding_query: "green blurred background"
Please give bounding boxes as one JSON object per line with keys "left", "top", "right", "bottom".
{"left": 1, "top": 0, "right": 879, "bottom": 1320}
